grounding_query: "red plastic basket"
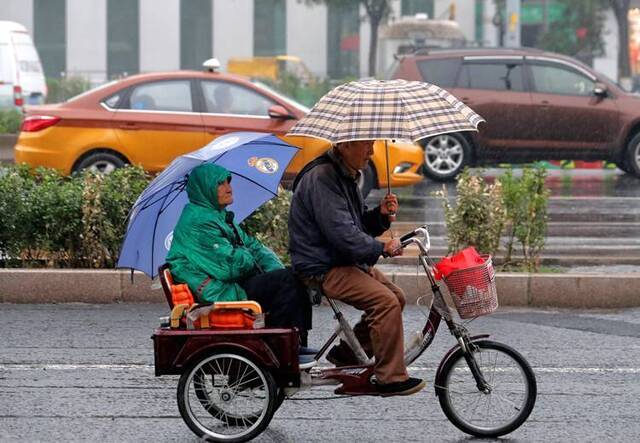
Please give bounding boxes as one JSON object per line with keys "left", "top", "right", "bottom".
{"left": 442, "top": 255, "right": 498, "bottom": 319}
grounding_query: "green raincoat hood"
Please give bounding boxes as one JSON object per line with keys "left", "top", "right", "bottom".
{"left": 186, "top": 163, "right": 231, "bottom": 210}
{"left": 166, "top": 163, "right": 283, "bottom": 302}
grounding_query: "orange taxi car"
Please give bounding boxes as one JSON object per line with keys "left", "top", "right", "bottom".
{"left": 15, "top": 62, "right": 423, "bottom": 195}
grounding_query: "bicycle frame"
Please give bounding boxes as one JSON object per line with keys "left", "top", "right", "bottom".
{"left": 163, "top": 224, "right": 536, "bottom": 442}
{"left": 299, "top": 225, "right": 492, "bottom": 394}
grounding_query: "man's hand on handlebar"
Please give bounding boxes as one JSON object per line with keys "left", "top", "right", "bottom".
{"left": 383, "top": 238, "right": 404, "bottom": 257}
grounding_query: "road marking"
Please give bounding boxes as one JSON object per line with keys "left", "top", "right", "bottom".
{"left": 409, "top": 366, "right": 640, "bottom": 374}
{"left": 1, "top": 363, "right": 639, "bottom": 374}
{"left": 0, "top": 364, "right": 154, "bottom": 370}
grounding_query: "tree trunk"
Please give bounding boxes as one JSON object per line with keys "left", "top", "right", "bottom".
{"left": 368, "top": 17, "right": 380, "bottom": 77}
{"left": 611, "top": 0, "right": 631, "bottom": 79}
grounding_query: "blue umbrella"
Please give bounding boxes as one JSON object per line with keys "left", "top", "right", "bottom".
{"left": 117, "top": 132, "right": 299, "bottom": 278}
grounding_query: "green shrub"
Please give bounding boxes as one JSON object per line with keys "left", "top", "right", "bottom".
{"left": 435, "top": 168, "right": 506, "bottom": 256}
{"left": 0, "top": 109, "right": 23, "bottom": 133}
{"left": 0, "top": 164, "right": 149, "bottom": 268}
{"left": 0, "top": 165, "right": 84, "bottom": 266}
{"left": 46, "top": 76, "right": 92, "bottom": 104}
{"left": 0, "top": 164, "right": 33, "bottom": 262}
{"left": 79, "top": 166, "right": 150, "bottom": 268}
{"left": 435, "top": 167, "right": 550, "bottom": 272}
{"left": 241, "top": 189, "right": 292, "bottom": 264}
{"left": 499, "top": 168, "right": 550, "bottom": 271}
{"left": 0, "top": 164, "right": 291, "bottom": 269}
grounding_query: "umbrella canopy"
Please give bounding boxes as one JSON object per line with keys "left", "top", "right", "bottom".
{"left": 117, "top": 132, "right": 299, "bottom": 278}
{"left": 286, "top": 78, "right": 484, "bottom": 144}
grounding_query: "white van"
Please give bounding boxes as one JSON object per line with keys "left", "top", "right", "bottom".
{"left": 0, "top": 21, "right": 47, "bottom": 110}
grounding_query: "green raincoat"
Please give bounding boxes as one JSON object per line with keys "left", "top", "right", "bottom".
{"left": 166, "top": 164, "right": 283, "bottom": 302}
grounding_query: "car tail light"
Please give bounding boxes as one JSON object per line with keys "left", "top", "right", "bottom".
{"left": 14, "top": 85, "right": 23, "bottom": 107}
{"left": 21, "top": 115, "right": 61, "bottom": 132}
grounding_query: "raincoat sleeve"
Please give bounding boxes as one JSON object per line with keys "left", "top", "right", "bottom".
{"left": 192, "top": 226, "right": 258, "bottom": 283}
{"left": 238, "top": 227, "right": 284, "bottom": 273}
{"left": 308, "top": 172, "right": 384, "bottom": 265}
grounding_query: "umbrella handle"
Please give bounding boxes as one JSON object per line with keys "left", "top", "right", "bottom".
{"left": 384, "top": 140, "right": 396, "bottom": 223}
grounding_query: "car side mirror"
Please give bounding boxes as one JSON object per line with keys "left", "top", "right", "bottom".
{"left": 268, "top": 105, "right": 293, "bottom": 119}
{"left": 593, "top": 83, "right": 608, "bottom": 98}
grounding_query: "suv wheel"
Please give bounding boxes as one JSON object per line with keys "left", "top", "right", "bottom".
{"left": 625, "top": 133, "right": 640, "bottom": 178}
{"left": 73, "top": 151, "right": 126, "bottom": 174}
{"left": 420, "top": 133, "right": 471, "bottom": 181}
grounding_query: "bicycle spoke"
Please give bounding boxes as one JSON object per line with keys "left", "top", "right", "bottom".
{"left": 181, "top": 353, "right": 273, "bottom": 439}
{"left": 441, "top": 343, "right": 535, "bottom": 436}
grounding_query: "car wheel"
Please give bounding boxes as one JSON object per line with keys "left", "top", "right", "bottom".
{"left": 625, "top": 133, "right": 640, "bottom": 178}
{"left": 420, "top": 133, "right": 471, "bottom": 181}
{"left": 73, "top": 151, "right": 127, "bottom": 174}
{"left": 357, "top": 164, "right": 376, "bottom": 198}
{"left": 615, "top": 159, "right": 632, "bottom": 174}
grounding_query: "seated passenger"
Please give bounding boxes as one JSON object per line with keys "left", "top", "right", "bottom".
{"left": 212, "top": 85, "right": 233, "bottom": 114}
{"left": 166, "top": 163, "right": 311, "bottom": 342}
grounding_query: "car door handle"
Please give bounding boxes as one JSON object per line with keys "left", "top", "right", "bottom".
{"left": 207, "top": 127, "right": 228, "bottom": 134}
{"left": 462, "top": 97, "right": 472, "bottom": 104}
{"left": 119, "top": 122, "right": 140, "bottom": 130}
{"left": 540, "top": 100, "right": 550, "bottom": 106}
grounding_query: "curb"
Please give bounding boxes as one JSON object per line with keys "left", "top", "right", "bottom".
{"left": 1, "top": 269, "right": 639, "bottom": 308}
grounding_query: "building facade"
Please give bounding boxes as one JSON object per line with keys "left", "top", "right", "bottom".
{"left": 0, "top": 0, "right": 636, "bottom": 85}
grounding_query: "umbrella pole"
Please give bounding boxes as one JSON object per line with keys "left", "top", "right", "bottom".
{"left": 385, "top": 139, "right": 396, "bottom": 223}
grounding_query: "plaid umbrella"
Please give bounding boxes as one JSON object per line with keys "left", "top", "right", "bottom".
{"left": 286, "top": 79, "right": 484, "bottom": 143}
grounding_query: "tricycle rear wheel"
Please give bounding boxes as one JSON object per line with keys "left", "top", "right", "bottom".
{"left": 177, "top": 352, "right": 277, "bottom": 442}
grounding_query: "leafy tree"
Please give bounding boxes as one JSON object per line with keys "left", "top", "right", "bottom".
{"left": 608, "top": 0, "right": 632, "bottom": 79}
{"left": 306, "top": 0, "right": 392, "bottom": 77}
{"left": 536, "top": 0, "right": 608, "bottom": 65}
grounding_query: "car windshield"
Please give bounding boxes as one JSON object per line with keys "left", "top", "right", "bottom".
{"left": 599, "top": 72, "right": 629, "bottom": 92}
{"left": 251, "top": 80, "right": 311, "bottom": 114}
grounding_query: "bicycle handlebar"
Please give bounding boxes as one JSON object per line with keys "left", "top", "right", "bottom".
{"left": 399, "top": 229, "right": 419, "bottom": 243}
{"left": 381, "top": 225, "right": 431, "bottom": 258}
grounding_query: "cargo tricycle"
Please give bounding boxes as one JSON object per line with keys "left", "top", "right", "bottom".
{"left": 153, "top": 225, "right": 537, "bottom": 442}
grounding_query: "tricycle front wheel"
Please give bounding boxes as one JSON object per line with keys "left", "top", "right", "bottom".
{"left": 177, "top": 352, "right": 277, "bottom": 442}
{"left": 436, "top": 340, "right": 537, "bottom": 438}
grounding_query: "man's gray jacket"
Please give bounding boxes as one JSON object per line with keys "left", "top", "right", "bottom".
{"left": 288, "top": 150, "right": 390, "bottom": 277}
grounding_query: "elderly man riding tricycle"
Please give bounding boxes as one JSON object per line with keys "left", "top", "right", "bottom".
{"left": 120, "top": 80, "right": 536, "bottom": 442}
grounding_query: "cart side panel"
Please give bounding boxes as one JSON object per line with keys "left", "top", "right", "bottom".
{"left": 152, "top": 328, "right": 300, "bottom": 386}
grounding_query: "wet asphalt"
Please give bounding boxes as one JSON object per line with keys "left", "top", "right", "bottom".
{"left": 1, "top": 303, "right": 639, "bottom": 442}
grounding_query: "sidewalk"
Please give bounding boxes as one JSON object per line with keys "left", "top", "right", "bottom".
{"left": 1, "top": 268, "right": 638, "bottom": 308}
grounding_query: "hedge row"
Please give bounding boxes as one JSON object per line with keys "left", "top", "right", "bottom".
{"left": 0, "top": 165, "right": 291, "bottom": 269}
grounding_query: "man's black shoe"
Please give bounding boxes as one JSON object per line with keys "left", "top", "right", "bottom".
{"left": 376, "top": 377, "right": 426, "bottom": 397}
{"left": 326, "top": 344, "right": 360, "bottom": 366}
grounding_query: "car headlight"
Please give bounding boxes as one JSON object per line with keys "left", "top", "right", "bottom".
{"left": 393, "top": 162, "right": 413, "bottom": 173}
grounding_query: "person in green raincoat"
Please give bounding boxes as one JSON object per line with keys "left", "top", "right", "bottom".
{"left": 166, "top": 163, "right": 311, "bottom": 337}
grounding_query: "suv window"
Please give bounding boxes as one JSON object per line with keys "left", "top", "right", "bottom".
{"left": 529, "top": 63, "right": 594, "bottom": 96}
{"left": 126, "top": 80, "right": 193, "bottom": 112}
{"left": 458, "top": 62, "right": 525, "bottom": 92}
{"left": 416, "top": 58, "right": 460, "bottom": 88}
{"left": 201, "top": 80, "right": 276, "bottom": 116}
